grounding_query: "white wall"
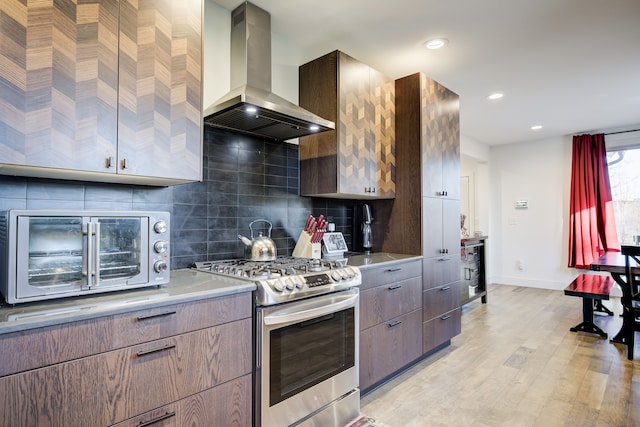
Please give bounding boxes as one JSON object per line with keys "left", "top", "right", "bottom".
{"left": 489, "top": 136, "right": 581, "bottom": 290}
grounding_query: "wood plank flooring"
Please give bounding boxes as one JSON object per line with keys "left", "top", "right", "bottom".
{"left": 361, "top": 284, "right": 640, "bottom": 427}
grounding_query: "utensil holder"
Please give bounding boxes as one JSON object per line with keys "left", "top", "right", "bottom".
{"left": 292, "top": 231, "right": 321, "bottom": 259}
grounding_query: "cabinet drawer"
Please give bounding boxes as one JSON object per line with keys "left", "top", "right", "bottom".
{"left": 423, "top": 256, "right": 460, "bottom": 290}
{"left": 111, "top": 374, "right": 252, "bottom": 427}
{"left": 0, "top": 318, "right": 252, "bottom": 427}
{"left": 422, "top": 282, "right": 461, "bottom": 321}
{"left": 423, "top": 308, "right": 461, "bottom": 354}
{"left": 359, "top": 309, "right": 422, "bottom": 390}
{"left": 0, "top": 293, "right": 252, "bottom": 377}
{"left": 359, "top": 259, "right": 422, "bottom": 290}
{"left": 360, "top": 276, "right": 422, "bottom": 330}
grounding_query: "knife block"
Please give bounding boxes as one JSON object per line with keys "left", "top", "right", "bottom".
{"left": 292, "top": 231, "right": 321, "bottom": 259}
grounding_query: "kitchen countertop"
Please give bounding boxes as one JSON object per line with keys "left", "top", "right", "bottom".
{"left": 344, "top": 252, "right": 422, "bottom": 269}
{"left": 461, "top": 235, "right": 488, "bottom": 244}
{"left": 0, "top": 269, "right": 255, "bottom": 335}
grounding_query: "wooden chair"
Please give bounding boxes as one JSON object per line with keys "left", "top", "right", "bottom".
{"left": 621, "top": 245, "right": 640, "bottom": 359}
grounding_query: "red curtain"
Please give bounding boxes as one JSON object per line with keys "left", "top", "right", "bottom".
{"left": 568, "top": 133, "right": 620, "bottom": 268}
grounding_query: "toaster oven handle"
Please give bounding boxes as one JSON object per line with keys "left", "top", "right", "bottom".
{"left": 84, "top": 221, "right": 94, "bottom": 287}
{"left": 93, "top": 221, "right": 101, "bottom": 286}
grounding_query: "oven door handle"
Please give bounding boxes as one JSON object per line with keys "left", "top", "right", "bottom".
{"left": 263, "top": 290, "right": 358, "bottom": 326}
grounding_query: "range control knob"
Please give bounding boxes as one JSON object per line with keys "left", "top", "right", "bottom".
{"left": 273, "top": 280, "right": 285, "bottom": 292}
{"left": 153, "top": 260, "right": 168, "bottom": 273}
{"left": 331, "top": 271, "right": 342, "bottom": 282}
{"left": 154, "top": 240, "right": 169, "bottom": 253}
{"left": 285, "top": 278, "right": 295, "bottom": 291}
{"left": 154, "top": 220, "right": 168, "bottom": 234}
{"left": 295, "top": 279, "right": 304, "bottom": 289}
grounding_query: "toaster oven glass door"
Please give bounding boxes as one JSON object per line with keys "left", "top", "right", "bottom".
{"left": 91, "top": 216, "right": 148, "bottom": 287}
{"left": 15, "top": 216, "right": 149, "bottom": 300}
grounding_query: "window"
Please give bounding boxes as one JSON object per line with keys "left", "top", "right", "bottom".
{"left": 607, "top": 146, "right": 640, "bottom": 244}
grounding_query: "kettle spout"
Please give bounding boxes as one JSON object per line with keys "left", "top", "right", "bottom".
{"left": 238, "top": 234, "right": 252, "bottom": 246}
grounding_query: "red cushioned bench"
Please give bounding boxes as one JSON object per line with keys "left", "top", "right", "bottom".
{"left": 564, "top": 274, "right": 614, "bottom": 338}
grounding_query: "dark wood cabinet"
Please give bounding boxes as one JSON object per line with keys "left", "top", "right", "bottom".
{"left": 358, "top": 259, "right": 423, "bottom": 391}
{"left": 392, "top": 73, "right": 461, "bottom": 353}
{"left": 360, "top": 309, "right": 423, "bottom": 390}
{"left": 299, "top": 50, "right": 395, "bottom": 199}
{"left": 422, "top": 307, "right": 461, "bottom": 353}
{"left": 0, "top": 294, "right": 252, "bottom": 427}
{"left": 460, "top": 237, "right": 488, "bottom": 305}
{"left": 0, "top": 0, "right": 203, "bottom": 185}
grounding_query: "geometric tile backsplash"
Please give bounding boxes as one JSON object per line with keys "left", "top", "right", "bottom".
{"left": 0, "top": 127, "right": 355, "bottom": 269}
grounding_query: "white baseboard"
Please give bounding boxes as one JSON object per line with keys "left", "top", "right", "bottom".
{"left": 490, "top": 276, "right": 566, "bottom": 291}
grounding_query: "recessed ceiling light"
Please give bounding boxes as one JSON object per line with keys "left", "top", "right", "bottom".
{"left": 424, "top": 38, "right": 448, "bottom": 50}
{"left": 487, "top": 93, "right": 504, "bottom": 100}
{"left": 531, "top": 125, "right": 543, "bottom": 130}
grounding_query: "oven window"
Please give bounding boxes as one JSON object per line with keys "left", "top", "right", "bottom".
{"left": 27, "top": 217, "right": 84, "bottom": 287}
{"left": 269, "top": 307, "right": 355, "bottom": 406}
{"left": 95, "top": 217, "right": 142, "bottom": 280}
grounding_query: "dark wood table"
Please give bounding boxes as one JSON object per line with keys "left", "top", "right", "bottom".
{"left": 589, "top": 251, "right": 637, "bottom": 343}
{"left": 564, "top": 274, "right": 614, "bottom": 338}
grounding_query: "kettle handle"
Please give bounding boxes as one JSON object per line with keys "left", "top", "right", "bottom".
{"left": 249, "top": 219, "right": 273, "bottom": 238}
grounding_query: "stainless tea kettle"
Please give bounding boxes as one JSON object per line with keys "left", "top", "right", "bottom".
{"left": 238, "top": 219, "right": 277, "bottom": 261}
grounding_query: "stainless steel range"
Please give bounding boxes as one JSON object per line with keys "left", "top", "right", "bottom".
{"left": 193, "top": 257, "right": 362, "bottom": 427}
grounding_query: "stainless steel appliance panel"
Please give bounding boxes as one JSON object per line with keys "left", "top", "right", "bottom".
{"left": 257, "top": 288, "right": 359, "bottom": 427}
{"left": 1, "top": 210, "right": 169, "bottom": 304}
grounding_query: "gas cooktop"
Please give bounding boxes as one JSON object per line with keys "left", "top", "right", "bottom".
{"left": 192, "top": 257, "right": 361, "bottom": 306}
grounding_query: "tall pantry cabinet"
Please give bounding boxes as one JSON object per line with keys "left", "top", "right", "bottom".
{"left": 0, "top": 0, "right": 203, "bottom": 185}
{"left": 377, "top": 72, "right": 461, "bottom": 353}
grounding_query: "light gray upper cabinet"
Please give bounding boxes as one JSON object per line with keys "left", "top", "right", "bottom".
{"left": 0, "top": 0, "right": 203, "bottom": 186}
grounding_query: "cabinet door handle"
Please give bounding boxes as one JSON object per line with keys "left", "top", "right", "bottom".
{"left": 387, "top": 320, "right": 402, "bottom": 328}
{"left": 387, "top": 284, "right": 402, "bottom": 291}
{"left": 440, "top": 314, "right": 451, "bottom": 321}
{"left": 136, "top": 310, "right": 177, "bottom": 321}
{"left": 138, "top": 411, "right": 177, "bottom": 427}
{"left": 386, "top": 267, "right": 402, "bottom": 272}
{"left": 440, "top": 286, "right": 451, "bottom": 291}
{"left": 105, "top": 156, "right": 114, "bottom": 169}
{"left": 121, "top": 158, "right": 128, "bottom": 169}
{"left": 136, "top": 344, "right": 176, "bottom": 358}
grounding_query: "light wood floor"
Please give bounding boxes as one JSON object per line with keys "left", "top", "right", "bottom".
{"left": 361, "top": 284, "right": 640, "bottom": 427}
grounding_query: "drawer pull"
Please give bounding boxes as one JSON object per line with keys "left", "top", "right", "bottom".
{"left": 437, "top": 257, "right": 451, "bottom": 262}
{"left": 386, "top": 267, "right": 402, "bottom": 272}
{"left": 136, "top": 344, "right": 176, "bottom": 358}
{"left": 136, "top": 310, "right": 177, "bottom": 321}
{"left": 387, "top": 320, "right": 403, "bottom": 328}
{"left": 440, "top": 314, "right": 451, "bottom": 321}
{"left": 440, "top": 286, "right": 451, "bottom": 291}
{"left": 138, "top": 411, "right": 176, "bottom": 426}
{"left": 387, "top": 284, "right": 402, "bottom": 291}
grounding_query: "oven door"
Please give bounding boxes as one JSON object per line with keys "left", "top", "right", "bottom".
{"left": 257, "top": 288, "right": 360, "bottom": 427}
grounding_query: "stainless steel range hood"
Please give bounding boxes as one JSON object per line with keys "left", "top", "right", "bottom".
{"left": 203, "top": 2, "right": 334, "bottom": 141}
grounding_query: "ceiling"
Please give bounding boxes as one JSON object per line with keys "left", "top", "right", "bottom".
{"left": 211, "top": 0, "right": 640, "bottom": 146}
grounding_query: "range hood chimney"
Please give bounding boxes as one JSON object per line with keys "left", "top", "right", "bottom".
{"left": 203, "top": 2, "right": 334, "bottom": 141}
